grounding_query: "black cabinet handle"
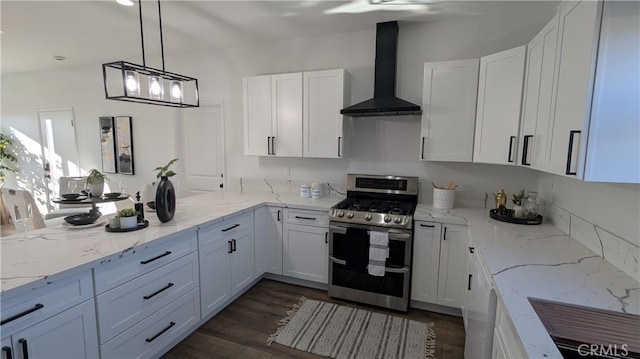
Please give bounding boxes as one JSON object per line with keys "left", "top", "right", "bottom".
{"left": 267, "top": 137, "right": 271, "bottom": 155}
{"left": 337, "top": 137, "right": 342, "bottom": 157}
{"left": 143, "top": 283, "right": 174, "bottom": 300}
{"left": 18, "top": 339, "right": 27, "bottom": 359}
{"left": 222, "top": 224, "right": 240, "bottom": 232}
{"left": 565, "top": 130, "right": 581, "bottom": 175}
{"left": 420, "top": 224, "right": 435, "bottom": 228}
{"left": 469, "top": 247, "right": 475, "bottom": 253}
{"left": 443, "top": 227, "right": 447, "bottom": 240}
{"left": 232, "top": 239, "right": 237, "bottom": 252}
{"left": 521, "top": 135, "right": 533, "bottom": 166}
{"left": 295, "top": 216, "right": 316, "bottom": 221}
{"left": 1, "top": 303, "right": 44, "bottom": 325}
{"left": 277, "top": 210, "right": 280, "bottom": 221}
{"left": 271, "top": 137, "right": 276, "bottom": 156}
{"left": 325, "top": 232, "right": 328, "bottom": 244}
{"left": 228, "top": 240, "right": 233, "bottom": 254}
{"left": 145, "top": 322, "right": 175, "bottom": 343}
{"left": 507, "top": 136, "right": 516, "bottom": 163}
{"left": 468, "top": 274, "right": 473, "bottom": 291}
{"left": 140, "top": 251, "right": 171, "bottom": 265}
{"left": 421, "top": 137, "right": 425, "bottom": 160}
{"left": 2, "top": 346, "right": 13, "bottom": 359}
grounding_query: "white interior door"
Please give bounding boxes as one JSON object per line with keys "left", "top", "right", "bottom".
{"left": 38, "top": 108, "right": 79, "bottom": 211}
{"left": 179, "top": 103, "right": 225, "bottom": 195}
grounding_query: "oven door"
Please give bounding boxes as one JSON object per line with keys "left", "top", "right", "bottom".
{"left": 328, "top": 222, "right": 412, "bottom": 311}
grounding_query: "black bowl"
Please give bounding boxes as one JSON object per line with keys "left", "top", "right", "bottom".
{"left": 103, "top": 192, "right": 122, "bottom": 198}
{"left": 62, "top": 193, "right": 81, "bottom": 200}
{"left": 64, "top": 212, "right": 101, "bottom": 225}
{"left": 146, "top": 201, "right": 156, "bottom": 210}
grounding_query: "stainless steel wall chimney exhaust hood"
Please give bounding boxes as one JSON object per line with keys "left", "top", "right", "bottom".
{"left": 340, "top": 21, "right": 422, "bottom": 117}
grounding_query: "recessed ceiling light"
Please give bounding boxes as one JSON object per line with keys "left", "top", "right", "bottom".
{"left": 54, "top": 55, "right": 66, "bottom": 61}
{"left": 116, "top": 0, "right": 135, "bottom": 6}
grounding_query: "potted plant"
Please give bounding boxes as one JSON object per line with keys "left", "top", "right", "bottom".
{"left": 117, "top": 208, "right": 138, "bottom": 229}
{"left": 154, "top": 158, "right": 178, "bottom": 223}
{"left": 86, "top": 169, "right": 108, "bottom": 197}
{"left": 511, "top": 189, "right": 525, "bottom": 218}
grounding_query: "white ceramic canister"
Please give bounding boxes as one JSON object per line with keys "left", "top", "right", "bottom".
{"left": 311, "top": 182, "right": 322, "bottom": 199}
{"left": 299, "top": 184, "right": 311, "bottom": 198}
{"left": 433, "top": 188, "right": 455, "bottom": 209}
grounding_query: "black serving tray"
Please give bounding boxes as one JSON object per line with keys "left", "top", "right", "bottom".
{"left": 105, "top": 220, "right": 149, "bottom": 232}
{"left": 490, "top": 209, "right": 543, "bottom": 225}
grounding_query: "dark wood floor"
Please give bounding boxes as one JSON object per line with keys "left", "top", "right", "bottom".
{"left": 163, "top": 279, "right": 465, "bottom": 359}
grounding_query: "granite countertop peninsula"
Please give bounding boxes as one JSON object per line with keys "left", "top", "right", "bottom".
{"left": 1, "top": 191, "right": 342, "bottom": 298}
{"left": 415, "top": 204, "right": 640, "bottom": 359}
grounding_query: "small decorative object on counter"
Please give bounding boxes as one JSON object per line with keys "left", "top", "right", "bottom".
{"left": 523, "top": 191, "right": 541, "bottom": 220}
{"left": 494, "top": 189, "right": 507, "bottom": 214}
{"left": 311, "top": 182, "right": 322, "bottom": 199}
{"left": 511, "top": 189, "right": 525, "bottom": 218}
{"left": 300, "top": 184, "right": 311, "bottom": 198}
{"left": 134, "top": 191, "right": 145, "bottom": 224}
{"left": 108, "top": 217, "right": 120, "bottom": 229}
{"left": 154, "top": 158, "right": 177, "bottom": 222}
{"left": 117, "top": 208, "right": 138, "bottom": 229}
{"left": 432, "top": 181, "right": 457, "bottom": 209}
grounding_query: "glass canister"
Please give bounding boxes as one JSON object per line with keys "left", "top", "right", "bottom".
{"left": 523, "top": 192, "right": 540, "bottom": 220}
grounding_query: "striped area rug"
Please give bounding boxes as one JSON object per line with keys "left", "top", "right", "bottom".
{"left": 268, "top": 297, "right": 435, "bottom": 359}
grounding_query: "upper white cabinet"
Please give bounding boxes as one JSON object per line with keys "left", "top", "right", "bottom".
{"left": 303, "top": 69, "right": 349, "bottom": 158}
{"left": 244, "top": 69, "right": 349, "bottom": 159}
{"left": 518, "top": 14, "right": 559, "bottom": 170}
{"left": 243, "top": 73, "right": 302, "bottom": 157}
{"left": 420, "top": 59, "right": 479, "bottom": 162}
{"left": 473, "top": 46, "right": 527, "bottom": 165}
{"left": 545, "top": 0, "right": 639, "bottom": 183}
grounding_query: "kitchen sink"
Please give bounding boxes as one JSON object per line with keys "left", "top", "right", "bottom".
{"left": 529, "top": 298, "right": 640, "bottom": 359}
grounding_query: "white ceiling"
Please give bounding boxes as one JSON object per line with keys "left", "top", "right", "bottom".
{"left": 0, "top": 0, "right": 559, "bottom": 75}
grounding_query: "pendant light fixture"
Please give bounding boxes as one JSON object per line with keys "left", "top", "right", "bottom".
{"left": 102, "top": 0, "right": 199, "bottom": 107}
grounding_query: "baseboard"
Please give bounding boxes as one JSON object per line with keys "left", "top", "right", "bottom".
{"left": 410, "top": 300, "right": 462, "bottom": 317}
{"left": 263, "top": 273, "right": 328, "bottom": 291}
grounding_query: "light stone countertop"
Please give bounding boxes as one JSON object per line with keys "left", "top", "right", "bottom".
{"left": 415, "top": 204, "right": 640, "bottom": 359}
{"left": 0, "top": 191, "right": 342, "bottom": 299}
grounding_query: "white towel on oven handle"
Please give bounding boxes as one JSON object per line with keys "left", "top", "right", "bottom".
{"left": 368, "top": 231, "right": 389, "bottom": 277}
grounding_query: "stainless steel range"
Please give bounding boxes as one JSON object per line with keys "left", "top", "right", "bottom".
{"left": 328, "top": 174, "right": 418, "bottom": 312}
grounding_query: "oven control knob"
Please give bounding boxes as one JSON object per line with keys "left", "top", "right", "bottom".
{"left": 384, "top": 214, "right": 391, "bottom": 223}
{"left": 336, "top": 210, "right": 344, "bottom": 218}
{"left": 347, "top": 212, "right": 354, "bottom": 219}
{"left": 393, "top": 216, "right": 402, "bottom": 224}
{"left": 364, "top": 213, "right": 372, "bottom": 221}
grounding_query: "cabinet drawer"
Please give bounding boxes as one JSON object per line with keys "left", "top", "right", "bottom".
{"left": 94, "top": 230, "right": 198, "bottom": 294}
{"left": 100, "top": 288, "right": 200, "bottom": 359}
{"left": 284, "top": 209, "right": 328, "bottom": 227}
{"left": 1, "top": 271, "right": 93, "bottom": 335}
{"left": 96, "top": 252, "right": 199, "bottom": 343}
{"left": 199, "top": 212, "right": 254, "bottom": 247}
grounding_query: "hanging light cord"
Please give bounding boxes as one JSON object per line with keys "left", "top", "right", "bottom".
{"left": 138, "top": 0, "right": 146, "bottom": 68}
{"left": 158, "top": 0, "right": 166, "bottom": 72}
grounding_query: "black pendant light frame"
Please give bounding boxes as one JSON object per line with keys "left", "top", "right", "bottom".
{"left": 102, "top": 0, "right": 199, "bottom": 108}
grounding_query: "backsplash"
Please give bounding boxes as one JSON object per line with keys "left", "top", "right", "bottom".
{"left": 546, "top": 203, "right": 639, "bottom": 280}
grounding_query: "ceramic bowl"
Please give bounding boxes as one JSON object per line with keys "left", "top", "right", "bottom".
{"left": 103, "top": 192, "right": 122, "bottom": 198}
{"left": 64, "top": 212, "right": 101, "bottom": 225}
{"left": 146, "top": 201, "right": 156, "bottom": 210}
{"left": 61, "top": 193, "right": 81, "bottom": 200}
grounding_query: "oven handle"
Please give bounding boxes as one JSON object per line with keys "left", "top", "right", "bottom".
{"left": 329, "top": 256, "right": 409, "bottom": 274}
{"left": 329, "top": 225, "right": 411, "bottom": 240}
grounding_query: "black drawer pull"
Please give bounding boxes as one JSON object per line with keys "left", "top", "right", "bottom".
{"left": 143, "top": 283, "right": 174, "bottom": 300}
{"left": 325, "top": 232, "right": 328, "bottom": 244}
{"left": 507, "top": 136, "right": 516, "bottom": 163}
{"left": 140, "top": 251, "right": 171, "bottom": 265}
{"left": 222, "top": 224, "right": 240, "bottom": 232}
{"left": 420, "top": 224, "right": 435, "bottom": 228}
{"left": 2, "top": 346, "right": 13, "bottom": 359}
{"left": 469, "top": 247, "right": 475, "bottom": 253}
{"left": 228, "top": 240, "right": 233, "bottom": 254}
{"left": 277, "top": 210, "right": 281, "bottom": 221}
{"left": 1, "top": 303, "right": 44, "bottom": 325}
{"left": 338, "top": 137, "right": 342, "bottom": 157}
{"left": 521, "top": 135, "right": 533, "bottom": 166}
{"left": 295, "top": 216, "right": 316, "bottom": 221}
{"left": 443, "top": 227, "right": 447, "bottom": 240}
{"left": 421, "top": 137, "right": 425, "bottom": 159}
{"left": 18, "top": 339, "right": 27, "bottom": 359}
{"left": 565, "top": 130, "right": 581, "bottom": 175}
{"left": 145, "top": 321, "right": 175, "bottom": 343}
{"left": 231, "top": 239, "right": 237, "bottom": 252}
{"left": 468, "top": 274, "right": 473, "bottom": 291}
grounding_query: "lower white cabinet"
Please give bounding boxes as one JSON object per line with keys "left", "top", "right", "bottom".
{"left": 199, "top": 212, "right": 255, "bottom": 318}
{"left": 492, "top": 300, "right": 527, "bottom": 359}
{"left": 282, "top": 209, "right": 329, "bottom": 284}
{"left": 254, "top": 206, "right": 283, "bottom": 276}
{"left": 411, "top": 221, "right": 467, "bottom": 309}
{"left": 2, "top": 299, "right": 99, "bottom": 359}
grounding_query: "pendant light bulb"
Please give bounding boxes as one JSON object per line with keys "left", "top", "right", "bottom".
{"left": 125, "top": 70, "right": 140, "bottom": 96}
{"left": 170, "top": 81, "right": 183, "bottom": 102}
{"left": 148, "top": 76, "right": 164, "bottom": 100}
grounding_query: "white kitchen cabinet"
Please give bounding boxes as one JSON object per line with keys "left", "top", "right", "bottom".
{"left": 199, "top": 212, "right": 254, "bottom": 318}
{"left": 492, "top": 299, "right": 527, "bottom": 359}
{"left": 254, "top": 206, "right": 283, "bottom": 276}
{"left": 2, "top": 300, "right": 99, "bottom": 359}
{"left": 303, "top": 69, "right": 350, "bottom": 158}
{"left": 546, "top": 0, "right": 639, "bottom": 183}
{"left": 282, "top": 209, "right": 329, "bottom": 284}
{"left": 411, "top": 221, "right": 467, "bottom": 309}
{"left": 518, "top": 14, "right": 559, "bottom": 170}
{"left": 473, "top": 46, "right": 526, "bottom": 165}
{"left": 420, "top": 59, "right": 479, "bottom": 162}
{"left": 243, "top": 75, "right": 272, "bottom": 156}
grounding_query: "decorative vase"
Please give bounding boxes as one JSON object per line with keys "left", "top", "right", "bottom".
{"left": 155, "top": 176, "right": 176, "bottom": 222}
{"left": 89, "top": 179, "right": 105, "bottom": 197}
{"left": 512, "top": 204, "right": 524, "bottom": 218}
{"left": 119, "top": 216, "right": 137, "bottom": 229}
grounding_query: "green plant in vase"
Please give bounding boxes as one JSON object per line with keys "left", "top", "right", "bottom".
{"left": 511, "top": 189, "right": 525, "bottom": 218}
{"left": 0, "top": 133, "right": 17, "bottom": 181}
{"left": 86, "top": 169, "right": 108, "bottom": 197}
{"left": 117, "top": 207, "right": 138, "bottom": 229}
